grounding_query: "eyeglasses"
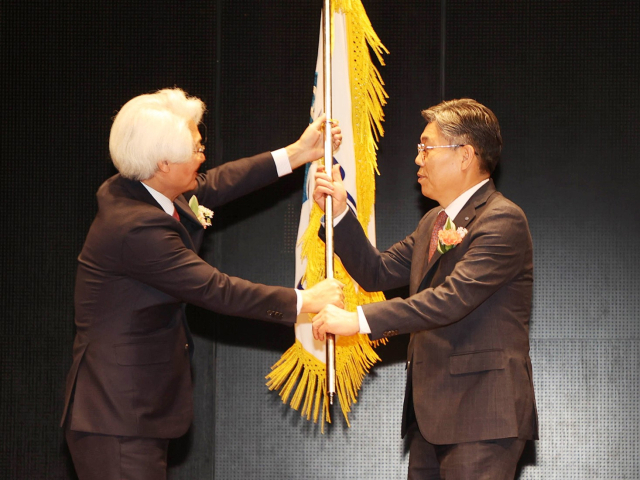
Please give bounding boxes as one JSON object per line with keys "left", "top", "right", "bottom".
{"left": 417, "top": 143, "right": 466, "bottom": 157}
{"left": 194, "top": 122, "right": 208, "bottom": 155}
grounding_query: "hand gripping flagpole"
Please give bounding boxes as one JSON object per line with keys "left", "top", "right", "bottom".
{"left": 322, "top": 0, "right": 337, "bottom": 407}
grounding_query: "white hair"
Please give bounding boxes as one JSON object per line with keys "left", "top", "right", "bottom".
{"left": 109, "top": 88, "right": 206, "bottom": 180}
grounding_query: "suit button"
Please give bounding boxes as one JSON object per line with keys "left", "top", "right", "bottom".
{"left": 383, "top": 329, "right": 399, "bottom": 337}
{"left": 185, "top": 344, "right": 189, "bottom": 351}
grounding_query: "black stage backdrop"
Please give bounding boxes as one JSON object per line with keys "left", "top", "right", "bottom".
{"left": 1, "top": 1, "right": 638, "bottom": 479}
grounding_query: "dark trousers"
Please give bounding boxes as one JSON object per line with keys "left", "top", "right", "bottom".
{"left": 65, "top": 404, "right": 169, "bottom": 480}
{"left": 407, "top": 422, "right": 526, "bottom": 480}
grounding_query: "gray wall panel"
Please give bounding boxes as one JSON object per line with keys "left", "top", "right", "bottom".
{"left": 215, "top": 345, "right": 409, "bottom": 479}
{"left": 527, "top": 340, "right": 639, "bottom": 479}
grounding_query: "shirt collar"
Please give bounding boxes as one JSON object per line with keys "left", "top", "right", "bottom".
{"left": 141, "top": 182, "right": 175, "bottom": 216}
{"left": 443, "top": 178, "right": 490, "bottom": 221}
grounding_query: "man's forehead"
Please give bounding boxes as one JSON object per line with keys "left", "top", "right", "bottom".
{"left": 420, "top": 122, "right": 442, "bottom": 143}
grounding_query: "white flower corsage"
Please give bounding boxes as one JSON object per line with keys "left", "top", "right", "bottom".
{"left": 189, "top": 195, "right": 214, "bottom": 229}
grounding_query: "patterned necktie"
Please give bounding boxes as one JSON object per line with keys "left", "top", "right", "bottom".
{"left": 172, "top": 206, "right": 180, "bottom": 221}
{"left": 428, "top": 210, "right": 448, "bottom": 262}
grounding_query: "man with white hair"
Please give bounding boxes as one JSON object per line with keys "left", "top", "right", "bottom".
{"left": 61, "top": 88, "right": 343, "bottom": 480}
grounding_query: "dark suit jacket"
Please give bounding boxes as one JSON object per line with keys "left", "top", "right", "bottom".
{"left": 332, "top": 180, "right": 538, "bottom": 445}
{"left": 61, "top": 152, "right": 297, "bottom": 438}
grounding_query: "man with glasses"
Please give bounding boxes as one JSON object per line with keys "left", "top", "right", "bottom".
{"left": 62, "top": 88, "right": 344, "bottom": 480}
{"left": 312, "top": 98, "right": 538, "bottom": 479}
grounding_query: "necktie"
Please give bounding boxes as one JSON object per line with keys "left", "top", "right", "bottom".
{"left": 172, "top": 206, "right": 180, "bottom": 221}
{"left": 428, "top": 210, "right": 448, "bottom": 262}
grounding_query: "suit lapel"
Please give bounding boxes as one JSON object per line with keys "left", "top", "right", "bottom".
{"left": 117, "top": 177, "right": 202, "bottom": 251}
{"left": 174, "top": 195, "right": 202, "bottom": 228}
{"left": 450, "top": 202, "right": 476, "bottom": 234}
{"left": 456, "top": 179, "right": 494, "bottom": 227}
{"left": 416, "top": 180, "right": 496, "bottom": 292}
{"left": 120, "top": 177, "right": 201, "bottom": 228}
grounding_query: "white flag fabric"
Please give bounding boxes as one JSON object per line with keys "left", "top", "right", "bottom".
{"left": 267, "top": 0, "right": 388, "bottom": 429}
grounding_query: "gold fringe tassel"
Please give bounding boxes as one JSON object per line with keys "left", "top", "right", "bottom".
{"left": 266, "top": 0, "right": 388, "bottom": 429}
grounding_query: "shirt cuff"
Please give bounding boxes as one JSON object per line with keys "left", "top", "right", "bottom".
{"left": 321, "top": 206, "right": 350, "bottom": 227}
{"left": 295, "top": 289, "right": 303, "bottom": 315}
{"left": 356, "top": 306, "right": 371, "bottom": 334}
{"left": 271, "top": 148, "right": 292, "bottom": 177}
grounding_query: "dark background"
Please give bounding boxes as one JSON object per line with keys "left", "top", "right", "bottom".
{"left": 1, "top": 1, "right": 638, "bottom": 478}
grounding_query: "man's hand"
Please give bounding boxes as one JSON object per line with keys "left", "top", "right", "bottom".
{"left": 300, "top": 278, "right": 345, "bottom": 314}
{"left": 286, "top": 114, "right": 342, "bottom": 170}
{"left": 312, "top": 304, "right": 360, "bottom": 341}
{"left": 313, "top": 164, "right": 347, "bottom": 217}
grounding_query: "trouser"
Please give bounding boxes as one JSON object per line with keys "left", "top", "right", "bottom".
{"left": 407, "top": 422, "right": 526, "bottom": 480}
{"left": 65, "top": 404, "right": 169, "bottom": 480}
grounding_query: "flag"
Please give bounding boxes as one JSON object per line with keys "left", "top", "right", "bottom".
{"left": 266, "top": 0, "right": 388, "bottom": 430}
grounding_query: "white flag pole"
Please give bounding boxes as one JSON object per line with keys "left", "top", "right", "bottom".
{"left": 322, "top": 0, "right": 336, "bottom": 406}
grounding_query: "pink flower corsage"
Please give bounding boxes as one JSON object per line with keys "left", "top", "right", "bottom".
{"left": 437, "top": 218, "right": 467, "bottom": 255}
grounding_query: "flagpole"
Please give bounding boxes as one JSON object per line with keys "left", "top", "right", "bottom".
{"left": 322, "top": 0, "right": 337, "bottom": 407}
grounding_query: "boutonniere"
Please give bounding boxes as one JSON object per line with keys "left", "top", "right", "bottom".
{"left": 437, "top": 217, "right": 468, "bottom": 254}
{"left": 189, "top": 195, "right": 214, "bottom": 229}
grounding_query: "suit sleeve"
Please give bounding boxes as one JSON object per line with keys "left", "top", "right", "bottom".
{"left": 121, "top": 218, "right": 297, "bottom": 325}
{"left": 330, "top": 209, "right": 415, "bottom": 292}
{"left": 362, "top": 202, "right": 532, "bottom": 340}
{"left": 186, "top": 152, "right": 280, "bottom": 208}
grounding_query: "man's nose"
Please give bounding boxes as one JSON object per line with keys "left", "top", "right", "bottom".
{"left": 415, "top": 153, "right": 424, "bottom": 167}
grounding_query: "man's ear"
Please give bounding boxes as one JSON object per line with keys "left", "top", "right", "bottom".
{"left": 460, "top": 145, "right": 476, "bottom": 171}
{"left": 157, "top": 160, "right": 170, "bottom": 173}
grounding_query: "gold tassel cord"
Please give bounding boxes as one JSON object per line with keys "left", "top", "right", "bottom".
{"left": 266, "top": 333, "right": 386, "bottom": 431}
{"left": 266, "top": 0, "right": 388, "bottom": 429}
{"left": 330, "top": 0, "right": 389, "bottom": 232}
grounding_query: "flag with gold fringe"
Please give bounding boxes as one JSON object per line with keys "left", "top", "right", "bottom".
{"left": 266, "top": 0, "right": 388, "bottom": 430}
